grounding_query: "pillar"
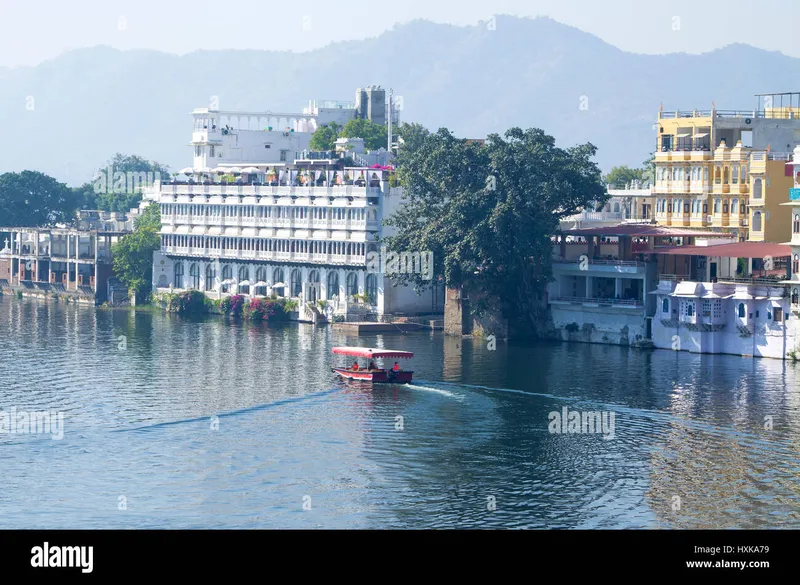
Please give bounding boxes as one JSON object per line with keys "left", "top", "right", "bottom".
{"left": 587, "top": 235, "right": 595, "bottom": 260}
{"left": 586, "top": 276, "right": 593, "bottom": 299}
{"left": 559, "top": 233, "right": 567, "bottom": 259}
{"left": 615, "top": 278, "right": 622, "bottom": 298}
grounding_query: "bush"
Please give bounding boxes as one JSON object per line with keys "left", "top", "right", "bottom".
{"left": 565, "top": 322, "right": 580, "bottom": 333}
{"left": 220, "top": 294, "right": 245, "bottom": 317}
{"left": 331, "top": 314, "right": 345, "bottom": 323}
{"left": 160, "top": 290, "right": 212, "bottom": 314}
{"left": 241, "top": 297, "right": 295, "bottom": 322}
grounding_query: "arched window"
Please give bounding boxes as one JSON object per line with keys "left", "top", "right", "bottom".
{"left": 174, "top": 262, "right": 184, "bottom": 289}
{"left": 239, "top": 266, "right": 250, "bottom": 295}
{"left": 731, "top": 199, "right": 738, "bottom": 214}
{"left": 794, "top": 214, "right": 799, "bottom": 234}
{"left": 794, "top": 255, "right": 799, "bottom": 275}
{"left": 272, "top": 267, "right": 285, "bottom": 296}
{"left": 219, "top": 265, "right": 231, "bottom": 293}
{"left": 714, "top": 168, "right": 721, "bottom": 184}
{"left": 793, "top": 289, "right": 799, "bottom": 305}
{"left": 365, "top": 273, "right": 378, "bottom": 304}
{"left": 723, "top": 167, "right": 729, "bottom": 184}
{"left": 685, "top": 301, "right": 694, "bottom": 317}
{"left": 722, "top": 202, "right": 728, "bottom": 214}
{"left": 346, "top": 272, "right": 359, "bottom": 297}
{"left": 327, "top": 271, "right": 339, "bottom": 300}
{"left": 308, "top": 269, "right": 319, "bottom": 283}
{"left": 254, "top": 266, "right": 267, "bottom": 296}
{"left": 613, "top": 202, "right": 620, "bottom": 213}
{"left": 189, "top": 263, "right": 200, "bottom": 289}
{"left": 205, "top": 264, "right": 216, "bottom": 291}
{"left": 290, "top": 269, "right": 302, "bottom": 297}
{"left": 738, "top": 303, "right": 746, "bottom": 318}
{"left": 753, "top": 178, "right": 762, "bottom": 199}
{"left": 662, "top": 298, "right": 669, "bottom": 314}
{"left": 753, "top": 211, "right": 762, "bottom": 232}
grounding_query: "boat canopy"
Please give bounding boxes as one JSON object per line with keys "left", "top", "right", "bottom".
{"left": 332, "top": 347, "right": 413, "bottom": 359}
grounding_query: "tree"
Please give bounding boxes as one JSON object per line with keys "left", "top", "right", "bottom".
{"left": 603, "top": 165, "right": 646, "bottom": 188}
{"left": 0, "top": 171, "right": 78, "bottom": 227}
{"left": 383, "top": 127, "right": 605, "bottom": 336}
{"left": 112, "top": 202, "right": 161, "bottom": 300}
{"left": 309, "top": 122, "right": 341, "bottom": 151}
{"left": 90, "top": 153, "right": 171, "bottom": 212}
{"left": 339, "top": 119, "right": 388, "bottom": 151}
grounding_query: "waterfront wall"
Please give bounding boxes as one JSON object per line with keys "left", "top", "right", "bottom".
{"left": 551, "top": 305, "right": 647, "bottom": 346}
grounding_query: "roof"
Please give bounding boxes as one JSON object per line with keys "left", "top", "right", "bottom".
{"left": 332, "top": 347, "right": 413, "bottom": 359}
{"left": 560, "top": 224, "right": 729, "bottom": 238}
{"left": 653, "top": 241, "right": 791, "bottom": 258}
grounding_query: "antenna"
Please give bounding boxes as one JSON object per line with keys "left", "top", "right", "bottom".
{"left": 387, "top": 88, "right": 393, "bottom": 153}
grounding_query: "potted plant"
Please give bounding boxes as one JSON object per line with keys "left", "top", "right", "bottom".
{"left": 344, "top": 172, "right": 352, "bottom": 185}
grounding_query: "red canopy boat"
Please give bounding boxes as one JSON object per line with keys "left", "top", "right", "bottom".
{"left": 331, "top": 346, "right": 414, "bottom": 384}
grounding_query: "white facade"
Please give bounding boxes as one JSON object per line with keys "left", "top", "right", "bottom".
{"left": 651, "top": 280, "right": 795, "bottom": 358}
{"left": 145, "top": 96, "right": 440, "bottom": 318}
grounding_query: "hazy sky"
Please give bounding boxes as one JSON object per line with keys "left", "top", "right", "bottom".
{"left": 1, "top": 0, "right": 798, "bottom": 67}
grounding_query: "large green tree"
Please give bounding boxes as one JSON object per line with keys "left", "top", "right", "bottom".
{"left": 309, "top": 122, "right": 341, "bottom": 151}
{"left": 0, "top": 171, "right": 78, "bottom": 227}
{"left": 81, "top": 153, "right": 171, "bottom": 212}
{"left": 339, "top": 119, "right": 388, "bottom": 151}
{"left": 384, "top": 127, "right": 606, "bottom": 336}
{"left": 112, "top": 202, "right": 161, "bottom": 300}
{"left": 603, "top": 165, "right": 647, "bottom": 188}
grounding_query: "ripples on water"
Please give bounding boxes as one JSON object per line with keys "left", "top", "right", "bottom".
{"left": 0, "top": 297, "right": 797, "bottom": 528}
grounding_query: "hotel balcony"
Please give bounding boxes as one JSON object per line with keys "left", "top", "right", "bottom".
{"left": 162, "top": 215, "right": 377, "bottom": 233}
{"left": 162, "top": 245, "right": 366, "bottom": 266}
{"left": 191, "top": 129, "right": 223, "bottom": 144}
{"left": 552, "top": 258, "right": 648, "bottom": 275}
{"left": 549, "top": 296, "right": 645, "bottom": 309}
{"left": 153, "top": 183, "right": 381, "bottom": 199}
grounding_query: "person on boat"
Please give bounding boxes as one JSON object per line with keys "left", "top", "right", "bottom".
{"left": 392, "top": 362, "right": 401, "bottom": 372}
{"left": 368, "top": 361, "right": 376, "bottom": 371}
{"left": 352, "top": 361, "right": 359, "bottom": 371}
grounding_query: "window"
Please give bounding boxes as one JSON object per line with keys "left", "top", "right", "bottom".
{"left": 291, "top": 269, "right": 302, "bottom": 297}
{"left": 793, "top": 255, "right": 799, "bottom": 275}
{"left": 189, "top": 263, "right": 200, "bottom": 289}
{"left": 346, "top": 272, "right": 359, "bottom": 297}
{"left": 280, "top": 150, "right": 288, "bottom": 162}
{"left": 308, "top": 270, "right": 319, "bottom": 283}
{"left": 794, "top": 214, "right": 799, "bottom": 234}
{"left": 685, "top": 301, "right": 694, "bottom": 317}
{"left": 792, "top": 289, "right": 799, "bottom": 305}
{"left": 174, "top": 262, "right": 184, "bottom": 289}
{"left": 221, "top": 265, "right": 232, "bottom": 293}
{"left": 194, "top": 146, "right": 201, "bottom": 157}
{"left": 205, "top": 264, "right": 215, "bottom": 291}
{"left": 327, "top": 271, "right": 339, "bottom": 300}
{"left": 703, "top": 204, "right": 708, "bottom": 214}
{"left": 732, "top": 165, "right": 739, "bottom": 184}
{"left": 713, "top": 199, "right": 720, "bottom": 213}
{"left": 238, "top": 266, "right": 250, "bottom": 294}
{"left": 731, "top": 199, "right": 738, "bottom": 214}
{"left": 704, "top": 167, "right": 709, "bottom": 181}
{"left": 738, "top": 303, "right": 746, "bottom": 318}
{"left": 254, "top": 267, "right": 267, "bottom": 296}
{"left": 210, "top": 146, "right": 215, "bottom": 158}
{"left": 753, "top": 178, "right": 762, "bottom": 199}
{"left": 272, "top": 268, "right": 285, "bottom": 296}
{"left": 753, "top": 211, "right": 762, "bottom": 232}
{"left": 684, "top": 203, "right": 689, "bottom": 213}
{"left": 774, "top": 307, "right": 783, "bottom": 322}
{"left": 662, "top": 298, "right": 670, "bottom": 314}
{"left": 365, "top": 273, "right": 378, "bottom": 304}
{"left": 723, "top": 203, "right": 728, "bottom": 214}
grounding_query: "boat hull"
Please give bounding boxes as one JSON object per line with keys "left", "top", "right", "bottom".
{"left": 332, "top": 368, "right": 413, "bottom": 384}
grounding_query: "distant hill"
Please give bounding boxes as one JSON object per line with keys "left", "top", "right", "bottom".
{"left": 1, "top": 15, "right": 798, "bottom": 185}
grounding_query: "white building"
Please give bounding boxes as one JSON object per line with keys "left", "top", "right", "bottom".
{"left": 144, "top": 89, "right": 442, "bottom": 319}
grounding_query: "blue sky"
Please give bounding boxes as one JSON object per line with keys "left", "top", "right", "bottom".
{"left": 1, "top": 0, "right": 798, "bottom": 67}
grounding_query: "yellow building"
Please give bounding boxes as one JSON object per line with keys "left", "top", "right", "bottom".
{"left": 747, "top": 151, "right": 794, "bottom": 242}
{"left": 653, "top": 95, "right": 800, "bottom": 240}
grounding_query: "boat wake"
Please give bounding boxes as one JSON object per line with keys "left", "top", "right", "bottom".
{"left": 403, "top": 383, "right": 463, "bottom": 400}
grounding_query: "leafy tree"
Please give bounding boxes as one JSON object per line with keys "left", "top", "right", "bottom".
{"left": 603, "top": 165, "right": 646, "bottom": 188}
{"left": 340, "top": 119, "right": 388, "bottom": 151}
{"left": 0, "top": 171, "right": 78, "bottom": 227}
{"left": 90, "top": 153, "right": 170, "bottom": 212}
{"left": 384, "top": 127, "right": 605, "bottom": 336}
{"left": 309, "top": 122, "right": 341, "bottom": 151}
{"left": 112, "top": 202, "right": 161, "bottom": 300}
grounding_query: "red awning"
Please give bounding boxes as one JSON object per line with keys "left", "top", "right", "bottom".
{"left": 653, "top": 241, "right": 791, "bottom": 258}
{"left": 332, "top": 347, "right": 413, "bottom": 359}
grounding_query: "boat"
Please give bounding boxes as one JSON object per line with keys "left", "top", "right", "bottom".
{"left": 331, "top": 346, "right": 414, "bottom": 384}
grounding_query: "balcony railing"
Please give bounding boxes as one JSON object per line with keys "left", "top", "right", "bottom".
{"left": 162, "top": 245, "right": 366, "bottom": 265}
{"left": 550, "top": 296, "right": 644, "bottom": 307}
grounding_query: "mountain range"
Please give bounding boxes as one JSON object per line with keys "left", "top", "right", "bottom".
{"left": 1, "top": 15, "right": 799, "bottom": 185}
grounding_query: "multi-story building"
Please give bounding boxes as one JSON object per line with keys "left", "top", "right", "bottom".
{"left": 652, "top": 93, "right": 800, "bottom": 239}
{"left": 145, "top": 89, "right": 442, "bottom": 318}
{"left": 781, "top": 145, "right": 800, "bottom": 313}
{"left": 0, "top": 210, "right": 134, "bottom": 303}
{"left": 747, "top": 149, "right": 795, "bottom": 242}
